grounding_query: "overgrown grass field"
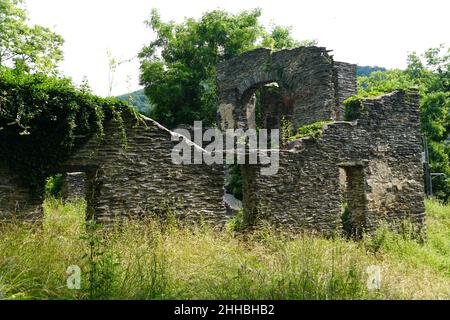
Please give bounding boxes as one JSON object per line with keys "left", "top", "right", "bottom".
{"left": 0, "top": 199, "right": 448, "bottom": 300}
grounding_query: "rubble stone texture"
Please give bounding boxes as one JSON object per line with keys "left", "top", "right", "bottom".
{"left": 62, "top": 114, "right": 228, "bottom": 224}
{"left": 61, "top": 172, "right": 87, "bottom": 202}
{"left": 0, "top": 163, "right": 42, "bottom": 221}
{"left": 217, "top": 47, "right": 357, "bottom": 131}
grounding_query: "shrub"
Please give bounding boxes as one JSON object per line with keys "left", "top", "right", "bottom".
{"left": 290, "top": 120, "right": 333, "bottom": 141}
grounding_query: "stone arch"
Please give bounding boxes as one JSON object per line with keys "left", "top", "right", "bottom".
{"left": 239, "top": 80, "right": 283, "bottom": 130}
{"left": 217, "top": 46, "right": 357, "bottom": 131}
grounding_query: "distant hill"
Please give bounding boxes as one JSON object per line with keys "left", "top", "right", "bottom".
{"left": 119, "top": 65, "right": 385, "bottom": 114}
{"left": 356, "top": 65, "right": 387, "bottom": 77}
{"left": 117, "top": 89, "right": 152, "bottom": 115}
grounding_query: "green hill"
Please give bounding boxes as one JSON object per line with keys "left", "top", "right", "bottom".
{"left": 357, "top": 65, "right": 387, "bottom": 77}
{"left": 117, "top": 89, "right": 152, "bottom": 115}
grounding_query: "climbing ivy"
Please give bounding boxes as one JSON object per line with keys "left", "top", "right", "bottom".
{"left": 0, "top": 67, "right": 136, "bottom": 196}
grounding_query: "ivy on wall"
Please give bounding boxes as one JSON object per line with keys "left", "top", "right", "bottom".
{"left": 0, "top": 67, "right": 136, "bottom": 197}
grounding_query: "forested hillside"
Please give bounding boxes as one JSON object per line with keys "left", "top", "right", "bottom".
{"left": 116, "top": 89, "right": 152, "bottom": 115}
{"left": 356, "top": 65, "right": 386, "bottom": 76}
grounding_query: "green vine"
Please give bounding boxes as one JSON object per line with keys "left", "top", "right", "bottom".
{"left": 0, "top": 67, "right": 135, "bottom": 197}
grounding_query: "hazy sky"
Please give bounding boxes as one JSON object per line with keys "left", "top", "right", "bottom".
{"left": 25, "top": 0, "right": 449, "bottom": 97}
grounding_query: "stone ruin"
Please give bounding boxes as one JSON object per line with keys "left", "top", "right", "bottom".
{"left": 216, "top": 46, "right": 425, "bottom": 236}
{"left": 0, "top": 46, "right": 426, "bottom": 236}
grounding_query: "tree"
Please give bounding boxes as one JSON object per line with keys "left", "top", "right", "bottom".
{"left": 261, "top": 25, "right": 316, "bottom": 50}
{"left": 139, "top": 8, "right": 309, "bottom": 128}
{"left": 357, "top": 45, "right": 450, "bottom": 201}
{"left": 116, "top": 89, "right": 152, "bottom": 115}
{"left": 0, "top": 0, "right": 64, "bottom": 74}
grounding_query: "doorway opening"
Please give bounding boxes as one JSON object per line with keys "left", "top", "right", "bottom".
{"left": 339, "top": 165, "right": 368, "bottom": 238}
{"left": 240, "top": 82, "right": 293, "bottom": 131}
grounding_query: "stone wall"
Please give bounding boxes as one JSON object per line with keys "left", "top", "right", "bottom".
{"left": 250, "top": 90, "right": 426, "bottom": 236}
{"left": 0, "top": 162, "right": 42, "bottom": 221}
{"left": 217, "top": 46, "right": 357, "bottom": 131}
{"left": 61, "top": 172, "right": 86, "bottom": 202}
{"left": 333, "top": 61, "right": 358, "bottom": 119}
{"left": 64, "top": 115, "right": 228, "bottom": 224}
{"left": 359, "top": 90, "right": 426, "bottom": 233}
{"left": 216, "top": 46, "right": 424, "bottom": 236}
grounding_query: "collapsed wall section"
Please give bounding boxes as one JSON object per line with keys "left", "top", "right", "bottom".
{"left": 252, "top": 123, "right": 356, "bottom": 236}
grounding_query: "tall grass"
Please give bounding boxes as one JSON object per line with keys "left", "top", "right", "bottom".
{"left": 0, "top": 198, "right": 448, "bottom": 300}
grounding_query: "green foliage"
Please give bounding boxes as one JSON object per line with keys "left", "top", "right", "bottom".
{"left": 363, "top": 199, "right": 449, "bottom": 276}
{"left": 81, "top": 220, "right": 119, "bottom": 299}
{"left": 139, "top": 8, "right": 306, "bottom": 128}
{"left": 280, "top": 116, "right": 293, "bottom": 146}
{"left": 290, "top": 120, "right": 333, "bottom": 141}
{"left": 343, "top": 92, "right": 388, "bottom": 121}
{"left": 227, "top": 164, "right": 243, "bottom": 201}
{"left": 261, "top": 25, "right": 317, "bottom": 50}
{"left": 0, "top": 0, "right": 64, "bottom": 74}
{"left": 343, "top": 96, "right": 365, "bottom": 121}
{"left": 356, "top": 65, "right": 387, "bottom": 77}
{"left": 226, "top": 209, "right": 245, "bottom": 233}
{"left": 117, "top": 89, "right": 152, "bottom": 115}
{"left": 0, "top": 66, "right": 134, "bottom": 196}
{"left": 0, "top": 198, "right": 448, "bottom": 299}
{"left": 44, "top": 174, "right": 63, "bottom": 199}
{"left": 353, "top": 46, "right": 450, "bottom": 201}
{"left": 341, "top": 203, "right": 352, "bottom": 237}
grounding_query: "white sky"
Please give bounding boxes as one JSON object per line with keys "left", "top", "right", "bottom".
{"left": 25, "top": 0, "right": 449, "bottom": 97}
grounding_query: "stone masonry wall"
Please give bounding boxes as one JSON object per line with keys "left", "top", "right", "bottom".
{"left": 0, "top": 44, "right": 424, "bottom": 238}
{"left": 61, "top": 172, "right": 86, "bottom": 202}
{"left": 251, "top": 90, "right": 426, "bottom": 236}
{"left": 333, "top": 61, "right": 358, "bottom": 120}
{"left": 64, "top": 115, "right": 227, "bottom": 224}
{"left": 359, "top": 91, "right": 426, "bottom": 233}
{"left": 0, "top": 162, "right": 42, "bottom": 221}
